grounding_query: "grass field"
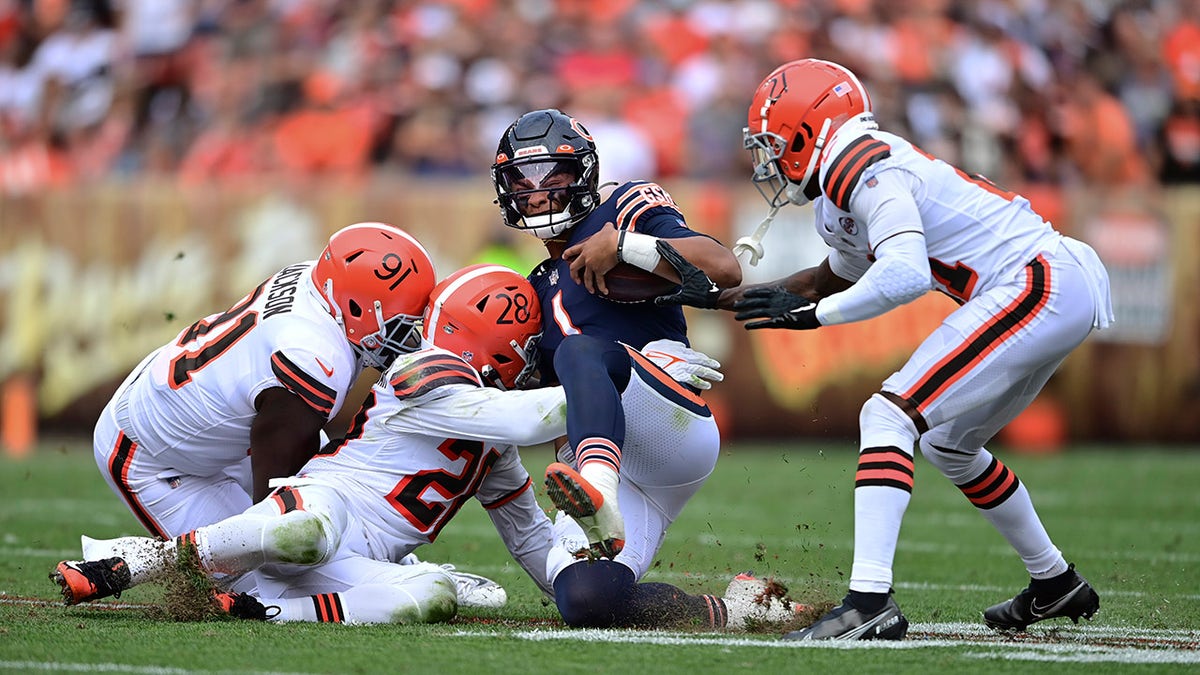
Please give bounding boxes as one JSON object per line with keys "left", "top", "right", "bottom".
{"left": 1, "top": 439, "right": 1197, "bottom": 673}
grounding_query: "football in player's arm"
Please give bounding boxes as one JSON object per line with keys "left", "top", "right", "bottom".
{"left": 659, "top": 59, "right": 1114, "bottom": 641}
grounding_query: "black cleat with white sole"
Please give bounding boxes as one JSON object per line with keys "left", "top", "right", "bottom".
{"left": 983, "top": 563, "right": 1099, "bottom": 632}
{"left": 782, "top": 592, "right": 908, "bottom": 641}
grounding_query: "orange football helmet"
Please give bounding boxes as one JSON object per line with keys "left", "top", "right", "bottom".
{"left": 312, "top": 222, "right": 436, "bottom": 369}
{"left": 745, "top": 59, "right": 873, "bottom": 207}
{"left": 422, "top": 264, "right": 542, "bottom": 390}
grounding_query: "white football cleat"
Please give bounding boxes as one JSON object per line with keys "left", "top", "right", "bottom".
{"left": 398, "top": 553, "right": 507, "bottom": 609}
{"left": 722, "top": 572, "right": 806, "bottom": 630}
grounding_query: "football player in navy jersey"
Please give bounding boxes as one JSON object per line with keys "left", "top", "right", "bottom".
{"left": 489, "top": 110, "right": 803, "bottom": 630}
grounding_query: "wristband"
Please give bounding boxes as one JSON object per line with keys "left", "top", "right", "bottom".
{"left": 616, "top": 230, "right": 662, "bottom": 272}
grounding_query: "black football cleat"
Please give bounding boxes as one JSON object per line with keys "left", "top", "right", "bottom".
{"left": 214, "top": 591, "right": 279, "bottom": 621}
{"left": 51, "top": 557, "right": 132, "bottom": 605}
{"left": 983, "top": 563, "right": 1099, "bottom": 631}
{"left": 782, "top": 592, "right": 908, "bottom": 641}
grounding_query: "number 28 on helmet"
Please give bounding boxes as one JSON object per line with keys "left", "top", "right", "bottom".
{"left": 423, "top": 264, "right": 542, "bottom": 390}
{"left": 312, "top": 222, "right": 437, "bottom": 369}
{"left": 745, "top": 58, "right": 874, "bottom": 208}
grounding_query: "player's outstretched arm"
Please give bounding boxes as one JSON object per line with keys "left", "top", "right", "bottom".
{"left": 485, "top": 487, "right": 557, "bottom": 598}
{"left": 249, "top": 388, "right": 328, "bottom": 501}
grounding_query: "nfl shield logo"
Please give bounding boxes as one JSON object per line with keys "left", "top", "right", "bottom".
{"left": 549, "top": 269, "right": 559, "bottom": 286}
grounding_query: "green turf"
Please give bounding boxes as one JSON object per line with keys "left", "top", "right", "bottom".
{"left": 1, "top": 440, "right": 1196, "bottom": 673}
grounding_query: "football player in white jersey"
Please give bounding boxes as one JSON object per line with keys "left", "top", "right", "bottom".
{"left": 658, "top": 58, "right": 1114, "bottom": 640}
{"left": 73, "top": 222, "right": 509, "bottom": 607}
{"left": 87, "top": 222, "right": 435, "bottom": 537}
{"left": 52, "top": 265, "right": 787, "bottom": 627}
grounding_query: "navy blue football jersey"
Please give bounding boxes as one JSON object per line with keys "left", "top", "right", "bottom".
{"left": 529, "top": 181, "right": 711, "bottom": 384}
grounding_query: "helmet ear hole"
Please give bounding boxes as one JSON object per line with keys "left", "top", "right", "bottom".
{"left": 348, "top": 300, "right": 363, "bottom": 318}
{"left": 492, "top": 353, "right": 513, "bottom": 364}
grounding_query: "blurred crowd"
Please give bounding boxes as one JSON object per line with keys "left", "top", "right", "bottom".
{"left": 2, "top": 0, "right": 1200, "bottom": 196}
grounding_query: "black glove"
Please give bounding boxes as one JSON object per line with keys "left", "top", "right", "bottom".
{"left": 732, "top": 286, "right": 822, "bottom": 330}
{"left": 653, "top": 239, "right": 723, "bottom": 309}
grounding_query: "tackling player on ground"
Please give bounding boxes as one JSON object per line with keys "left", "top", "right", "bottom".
{"left": 659, "top": 58, "right": 1113, "bottom": 640}
{"left": 491, "top": 109, "right": 805, "bottom": 629}
{"left": 79, "top": 222, "right": 503, "bottom": 608}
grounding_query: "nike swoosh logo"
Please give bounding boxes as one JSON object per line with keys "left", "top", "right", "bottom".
{"left": 642, "top": 350, "right": 685, "bottom": 367}
{"left": 314, "top": 357, "right": 334, "bottom": 377}
{"left": 1030, "top": 583, "right": 1083, "bottom": 617}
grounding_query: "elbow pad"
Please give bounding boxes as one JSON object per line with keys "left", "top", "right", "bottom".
{"left": 869, "top": 254, "right": 932, "bottom": 305}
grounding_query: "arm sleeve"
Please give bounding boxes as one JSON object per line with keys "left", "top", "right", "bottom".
{"left": 485, "top": 485, "right": 557, "bottom": 598}
{"left": 814, "top": 170, "right": 932, "bottom": 325}
{"left": 382, "top": 386, "right": 568, "bottom": 447}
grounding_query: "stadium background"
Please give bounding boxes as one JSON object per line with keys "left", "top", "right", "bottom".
{"left": 1, "top": 0, "right": 1198, "bottom": 451}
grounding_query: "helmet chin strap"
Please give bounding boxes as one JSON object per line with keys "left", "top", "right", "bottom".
{"left": 480, "top": 364, "right": 506, "bottom": 390}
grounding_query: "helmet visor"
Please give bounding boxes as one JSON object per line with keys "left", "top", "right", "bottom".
{"left": 496, "top": 157, "right": 582, "bottom": 216}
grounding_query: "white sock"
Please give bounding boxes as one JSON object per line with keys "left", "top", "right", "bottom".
{"left": 849, "top": 484, "right": 911, "bottom": 593}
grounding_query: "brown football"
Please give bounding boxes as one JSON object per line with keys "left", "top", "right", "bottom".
{"left": 600, "top": 262, "right": 679, "bottom": 304}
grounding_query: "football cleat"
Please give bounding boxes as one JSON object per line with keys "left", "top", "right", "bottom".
{"left": 214, "top": 591, "right": 279, "bottom": 621}
{"left": 722, "top": 572, "right": 808, "bottom": 630}
{"left": 544, "top": 462, "right": 624, "bottom": 559}
{"left": 51, "top": 557, "right": 132, "bottom": 605}
{"left": 782, "top": 592, "right": 908, "bottom": 641}
{"left": 397, "top": 553, "right": 507, "bottom": 609}
{"left": 440, "top": 564, "right": 508, "bottom": 609}
{"left": 983, "top": 564, "right": 1100, "bottom": 632}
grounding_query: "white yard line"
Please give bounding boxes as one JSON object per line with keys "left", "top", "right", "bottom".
{"left": 454, "top": 625, "right": 1200, "bottom": 664}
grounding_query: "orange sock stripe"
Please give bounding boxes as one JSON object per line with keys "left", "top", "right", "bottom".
{"left": 855, "top": 446, "right": 914, "bottom": 491}
{"left": 577, "top": 438, "right": 621, "bottom": 471}
{"left": 702, "top": 594, "right": 726, "bottom": 628}
{"left": 312, "top": 593, "right": 344, "bottom": 623}
{"left": 857, "top": 447, "right": 915, "bottom": 472}
{"left": 958, "top": 458, "right": 1021, "bottom": 509}
{"left": 329, "top": 593, "right": 344, "bottom": 622}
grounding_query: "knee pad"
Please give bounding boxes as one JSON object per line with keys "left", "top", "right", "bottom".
{"left": 553, "top": 559, "right": 636, "bottom": 627}
{"left": 860, "top": 393, "right": 919, "bottom": 450}
{"left": 918, "top": 436, "right": 990, "bottom": 483}
{"left": 263, "top": 510, "right": 339, "bottom": 567}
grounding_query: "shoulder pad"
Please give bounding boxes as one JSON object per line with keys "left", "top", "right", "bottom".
{"left": 820, "top": 133, "right": 892, "bottom": 212}
{"left": 611, "top": 180, "right": 683, "bottom": 232}
{"left": 387, "top": 348, "right": 482, "bottom": 400}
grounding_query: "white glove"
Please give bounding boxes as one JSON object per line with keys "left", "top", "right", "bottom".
{"left": 639, "top": 339, "right": 723, "bottom": 390}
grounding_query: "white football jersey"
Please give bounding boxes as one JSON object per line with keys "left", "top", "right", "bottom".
{"left": 116, "top": 261, "right": 360, "bottom": 476}
{"left": 812, "top": 127, "right": 1061, "bottom": 303}
{"left": 297, "top": 346, "right": 567, "bottom": 561}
